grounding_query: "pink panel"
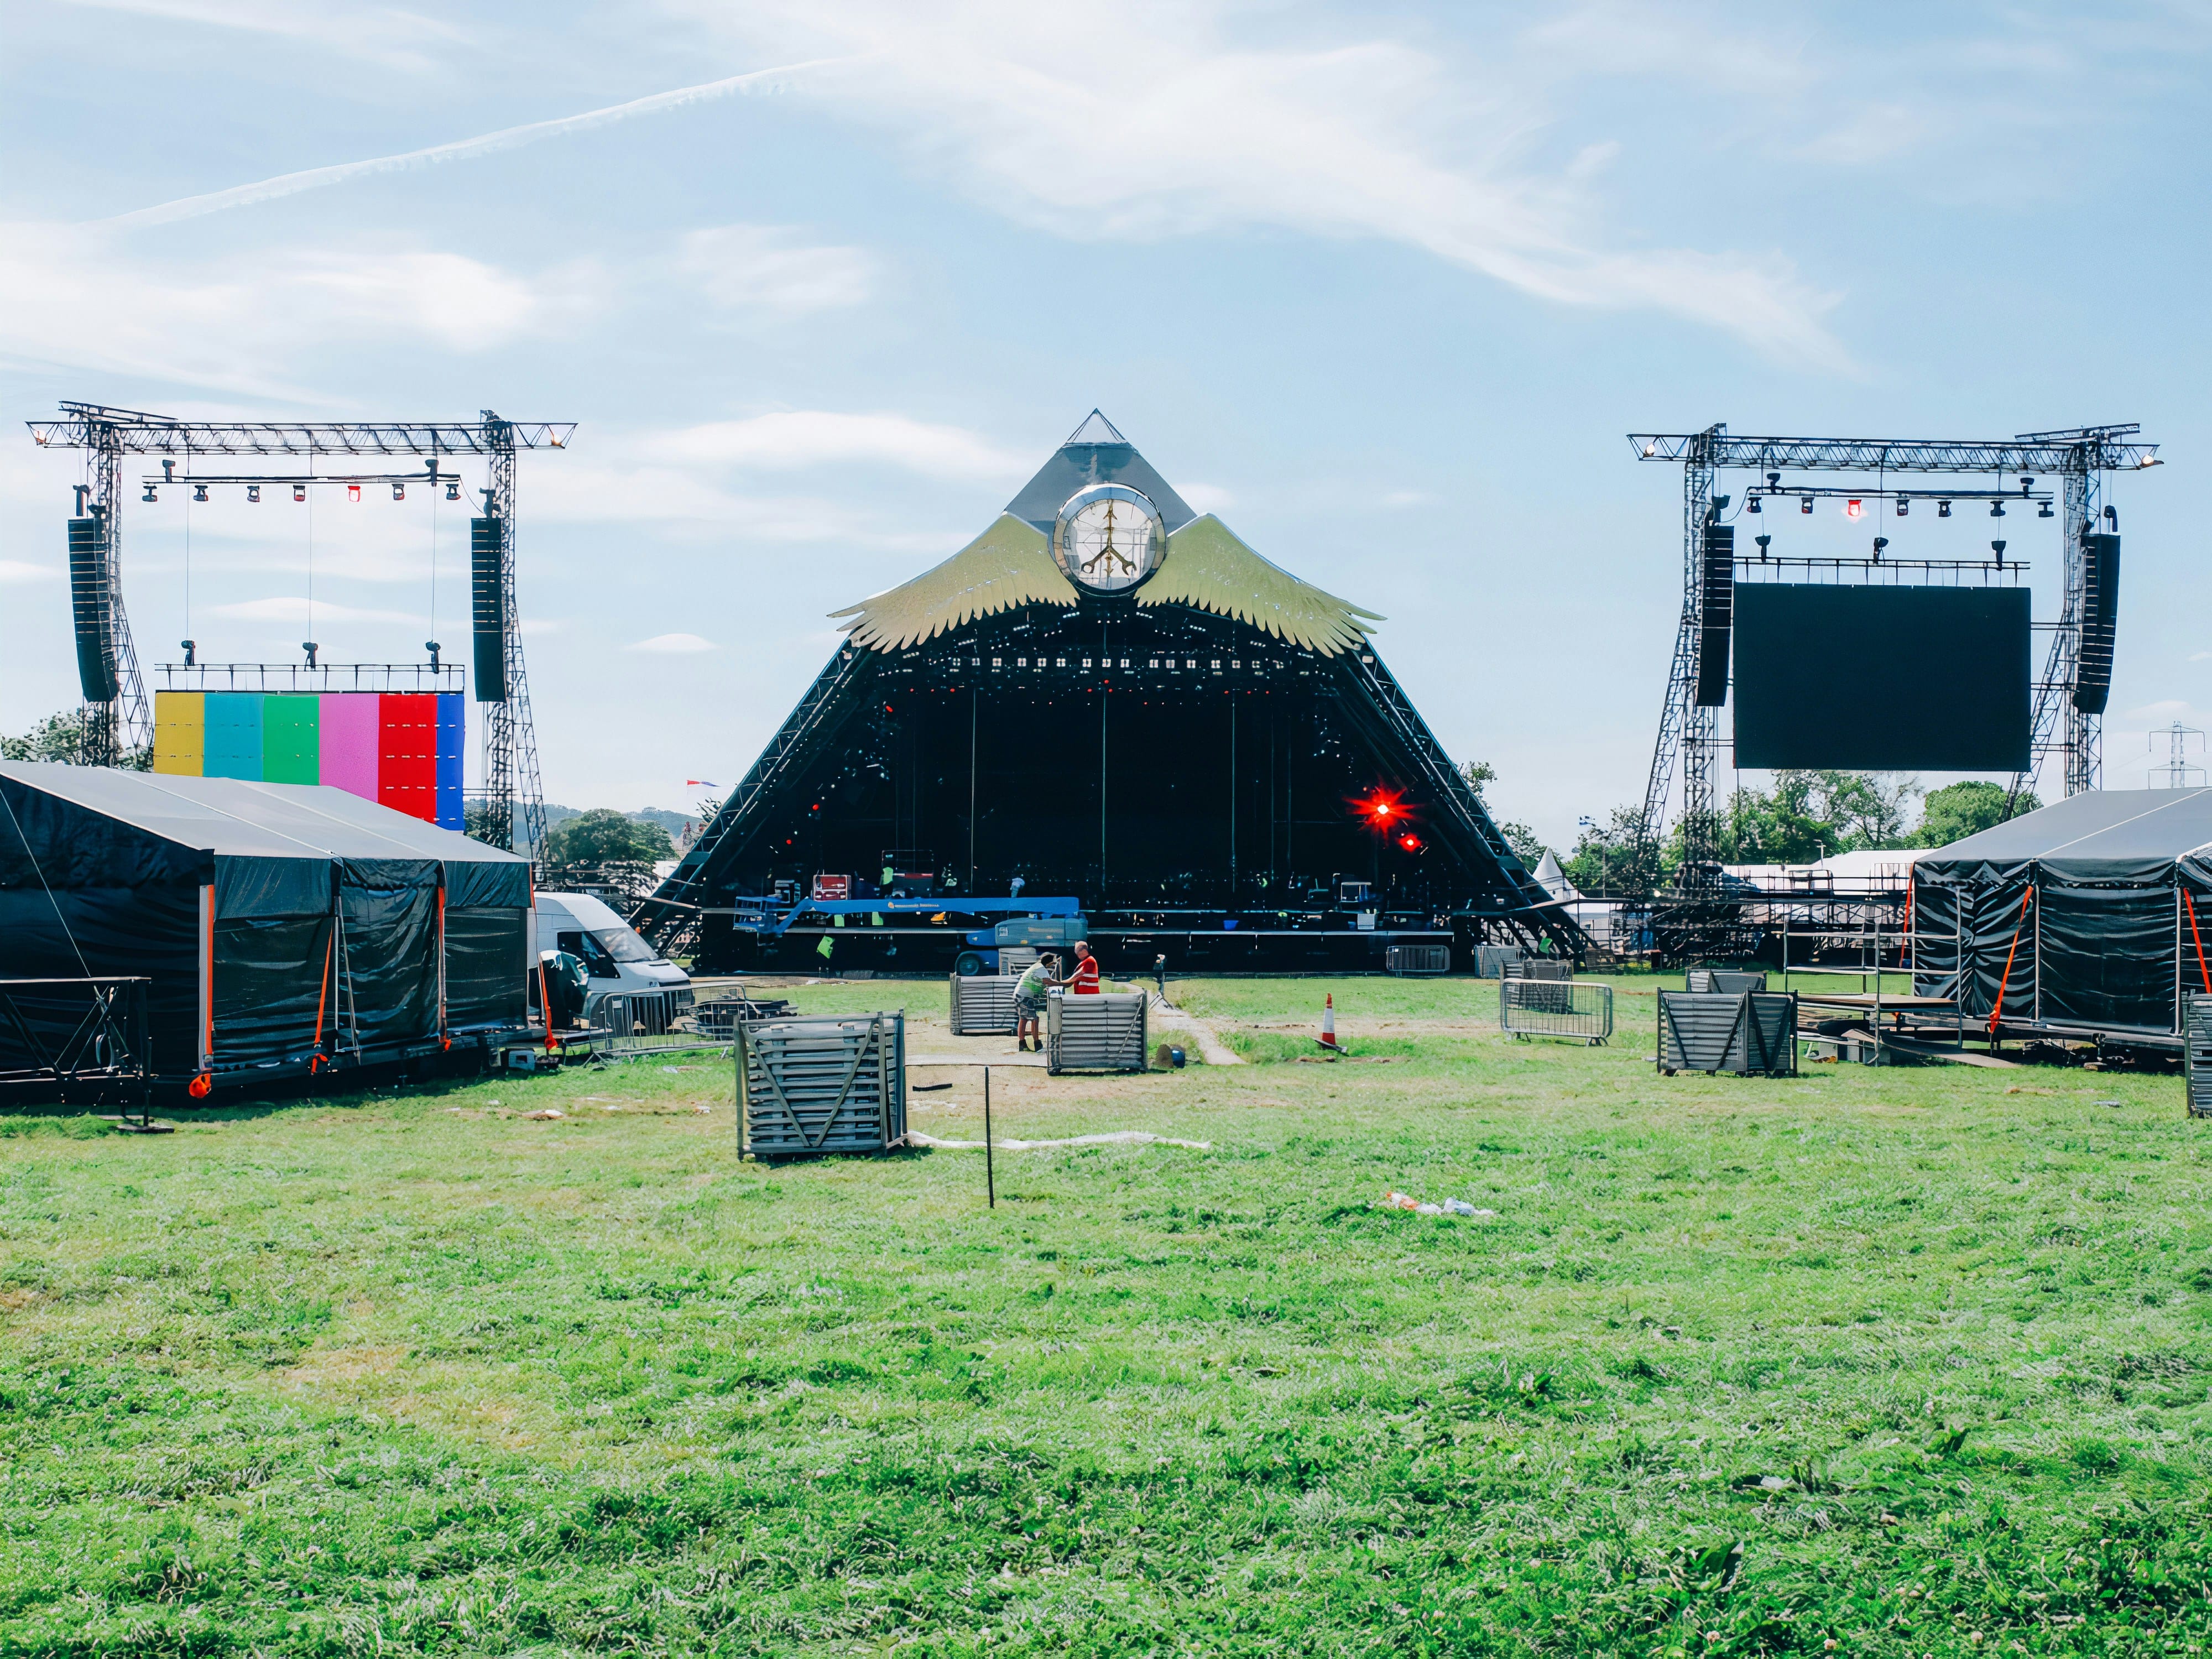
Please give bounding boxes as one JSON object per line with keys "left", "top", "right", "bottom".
{"left": 316, "top": 693, "right": 380, "bottom": 801}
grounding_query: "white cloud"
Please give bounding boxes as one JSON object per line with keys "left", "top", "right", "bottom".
{"left": 207, "top": 597, "right": 425, "bottom": 624}
{"left": 0, "top": 561, "right": 56, "bottom": 584}
{"left": 679, "top": 225, "right": 874, "bottom": 314}
{"left": 660, "top": 411, "right": 1029, "bottom": 480}
{"left": 2192, "top": 651, "right": 2209, "bottom": 662}
{"left": 676, "top": 2, "right": 1850, "bottom": 369}
{"left": 64, "top": 0, "right": 475, "bottom": 74}
{"left": 1178, "top": 482, "right": 1235, "bottom": 515}
{"left": 629, "top": 632, "right": 717, "bottom": 653}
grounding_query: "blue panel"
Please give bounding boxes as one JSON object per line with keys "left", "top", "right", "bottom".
{"left": 202, "top": 693, "right": 264, "bottom": 780}
{"left": 435, "top": 693, "right": 466, "bottom": 830}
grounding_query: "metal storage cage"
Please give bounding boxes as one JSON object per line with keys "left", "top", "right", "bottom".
{"left": 950, "top": 973, "right": 1021, "bottom": 1035}
{"left": 1656, "top": 990, "right": 1799, "bottom": 1077}
{"left": 1499, "top": 979, "right": 1613, "bottom": 1044}
{"left": 1505, "top": 959, "right": 1573, "bottom": 982}
{"left": 2187, "top": 997, "right": 2212, "bottom": 1118}
{"left": 1472, "top": 945, "right": 1526, "bottom": 979}
{"left": 738, "top": 1013, "right": 907, "bottom": 1159}
{"left": 1385, "top": 944, "right": 1451, "bottom": 975}
{"left": 1046, "top": 989, "right": 1148, "bottom": 1073}
{"left": 1687, "top": 968, "right": 1769, "bottom": 994}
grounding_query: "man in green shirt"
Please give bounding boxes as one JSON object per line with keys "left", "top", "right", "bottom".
{"left": 1014, "top": 953, "right": 1058, "bottom": 1052}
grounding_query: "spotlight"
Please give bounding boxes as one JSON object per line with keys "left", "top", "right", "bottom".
{"left": 1747, "top": 494, "right": 1762, "bottom": 514}
{"left": 180, "top": 639, "right": 196, "bottom": 667}
{"left": 444, "top": 481, "right": 460, "bottom": 501}
{"left": 1799, "top": 494, "right": 1813, "bottom": 514}
{"left": 247, "top": 484, "right": 262, "bottom": 503}
{"left": 1642, "top": 440, "right": 1656, "bottom": 457}
{"left": 142, "top": 485, "right": 157, "bottom": 503}
{"left": 160, "top": 460, "right": 175, "bottom": 481}
{"left": 2104, "top": 505, "right": 2119, "bottom": 529}
{"left": 1754, "top": 534, "right": 1772, "bottom": 557}
{"left": 1844, "top": 498, "right": 1863, "bottom": 519}
{"left": 392, "top": 483, "right": 405, "bottom": 502}
{"left": 302, "top": 640, "right": 319, "bottom": 668}
{"left": 2037, "top": 500, "right": 2054, "bottom": 518}
{"left": 1991, "top": 539, "right": 2006, "bottom": 566}
{"left": 1765, "top": 472, "right": 1781, "bottom": 488}
{"left": 2020, "top": 476, "right": 2034, "bottom": 495}
{"left": 1872, "top": 536, "right": 1889, "bottom": 557}
{"left": 1896, "top": 495, "right": 1910, "bottom": 517}
{"left": 1938, "top": 499, "right": 1952, "bottom": 517}
{"left": 1990, "top": 501, "right": 2006, "bottom": 518}
{"left": 347, "top": 483, "right": 361, "bottom": 502}
{"left": 1398, "top": 833, "right": 1424, "bottom": 853}
{"left": 192, "top": 483, "right": 209, "bottom": 503}
{"left": 293, "top": 484, "right": 306, "bottom": 502}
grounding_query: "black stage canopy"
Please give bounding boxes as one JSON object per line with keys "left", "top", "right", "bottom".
{"left": 0, "top": 761, "right": 530, "bottom": 1084}
{"left": 645, "top": 413, "right": 1575, "bottom": 973}
{"left": 1913, "top": 787, "right": 2212, "bottom": 1042}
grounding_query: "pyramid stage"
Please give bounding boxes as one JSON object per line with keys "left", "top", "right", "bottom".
{"left": 641, "top": 414, "right": 1576, "bottom": 975}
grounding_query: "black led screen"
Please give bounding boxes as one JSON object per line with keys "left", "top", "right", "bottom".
{"left": 1732, "top": 583, "right": 2030, "bottom": 771}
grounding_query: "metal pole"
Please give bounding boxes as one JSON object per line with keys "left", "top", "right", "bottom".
{"left": 983, "top": 1065, "right": 995, "bottom": 1209}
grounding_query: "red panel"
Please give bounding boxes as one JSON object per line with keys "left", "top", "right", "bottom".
{"left": 379, "top": 693, "right": 439, "bottom": 822}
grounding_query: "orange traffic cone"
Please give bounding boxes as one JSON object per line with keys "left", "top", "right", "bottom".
{"left": 1318, "top": 992, "right": 1340, "bottom": 1051}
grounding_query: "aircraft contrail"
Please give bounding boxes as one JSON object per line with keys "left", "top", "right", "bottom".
{"left": 106, "top": 57, "right": 848, "bottom": 228}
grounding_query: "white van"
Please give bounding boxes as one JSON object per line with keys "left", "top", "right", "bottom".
{"left": 531, "top": 891, "right": 694, "bottom": 1031}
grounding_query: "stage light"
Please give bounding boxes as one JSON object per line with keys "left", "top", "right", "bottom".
{"left": 392, "top": 483, "right": 405, "bottom": 502}
{"left": 2020, "top": 476, "right": 2034, "bottom": 495}
{"left": 1799, "top": 494, "right": 1813, "bottom": 514}
{"left": 1747, "top": 494, "right": 1761, "bottom": 514}
{"left": 1937, "top": 500, "right": 1952, "bottom": 517}
{"left": 192, "top": 484, "right": 209, "bottom": 503}
{"left": 2141, "top": 455, "right": 2160, "bottom": 468}
{"left": 293, "top": 484, "right": 306, "bottom": 502}
{"left": 347, "top": 483, "right": 361, "bottom": 502}
{"left": 1872, "top": 536, "right": 1889, "bottom": 557}
{"left": 445, "top": 481, "right": 461, "bottom": 501}
{"left": 1990, "top": 501, "right": 2005, "bottom": 518}
{"left": 1754, "top": 534, "right": 1771, "bottom": 559}
{"left": 1765, "top": 472, "right": 1781, "bottom": 487}
{"left": 1896, "top": 495, "right": 1910, "bottom": 516}
{"left": 2038, "top": 500, "right": 2054, "bottom": 518}
{"left": 1642, "top": 440, "right": 1656, "bottom": 457}
{"left": 1399, "top": 833, "right": 1424, "bottom": 853}
{"left": 142, "top": 485, "right": 157, "bottom": 503}
{"left": 1992, "top": 539, "right": 2006, "bottom": 567}
{"left": 1844, "top": 498, "right": 1863, "bottom": 519}
{"left": 247, "top": 484, "right": 261, "bottom": 503}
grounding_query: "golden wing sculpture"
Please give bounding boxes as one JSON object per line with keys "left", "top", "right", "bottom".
{"left": 1140, "top": 514, "right": 1382, "bottom": 656}
{"left": 831, "top": 514, "right": 1077, "bottom": 651}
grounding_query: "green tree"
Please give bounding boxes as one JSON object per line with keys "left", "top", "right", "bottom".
{"left": 1564, "top": 803, "right": 1656, "bottom": 895}
{"left": 0, "top": 707, "right": 149, "bottom": 770}
{"left": 1715, "top": 771, "right": 1923, "bottom": 864}
{"left": 542, "top": 808, "right": 673, "bottom": 867}
{"left": 1460, "top": 759, "right": 1545, "bottom": 864}
{"left": 1913, "top": 780, "right": 2035, "bottom": 848}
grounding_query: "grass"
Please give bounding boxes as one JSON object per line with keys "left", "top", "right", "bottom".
{"left": 3, "top": 974, "right": 2210, "bottom": 1656}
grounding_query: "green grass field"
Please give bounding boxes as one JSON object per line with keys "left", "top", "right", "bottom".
{"left": 3, "top": 975, "right": 2209, "bottom": 1657}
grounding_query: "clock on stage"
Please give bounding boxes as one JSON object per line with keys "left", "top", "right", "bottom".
{"left": 1053, "top": 483, "right": 1165, "bottom": 593}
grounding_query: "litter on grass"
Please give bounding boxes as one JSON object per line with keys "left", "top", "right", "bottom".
{"left": 1382, "top": 1190, "right": 1496, "bottom": 1219}
{"left": 906, "top": 1129, "right": 1211, "bottom": 1152}
{"left": 524, "top": 1109, "right": 564, "bottom": 1121}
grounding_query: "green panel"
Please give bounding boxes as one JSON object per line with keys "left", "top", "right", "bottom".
{"left": 260, "top": 695, "right": 321, "bottom": 785}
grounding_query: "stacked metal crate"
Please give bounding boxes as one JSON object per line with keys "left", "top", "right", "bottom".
{"left": 737, "top": 1013, "right": 907, "bottom": 1159}
{"left": 1656, "top": 990, "right": 1798, "bottom": 1077}
{"left": 1687, "top": 969, "right": 1768, "bottom": 994}
{"left": 2186, "top": 997, "right": 2212, "bottom": 1118}
{"left": 1046, "top": 989, "right": 1148, "bottom": 1073}
{"left": 950, "top": 973, "right": 1021, "bottom": 1035}
{"left": 1499, "top": 978, "right": 1614, "bottom": 1044}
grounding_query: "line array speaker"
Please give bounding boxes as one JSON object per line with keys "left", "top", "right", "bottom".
{"left": 2073, "top": 531, "right": 2119, "bottom": 714}
{"left": 1694, "top": 523, "right": 1734, "bottom": 707}
{"left": 66, "top": 515, "right": 118, "bottom": 702}
{"left": 471, "top": 516, "right": 507, "bottom": 703}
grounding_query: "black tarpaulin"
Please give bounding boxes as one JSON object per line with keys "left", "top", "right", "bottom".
{"left": 1914, "top": 788, "right": 2212, "bottom": 1037}
{"left": 445, "top": 907, "right": 528, "bottom": 1030}
{"left": 0, "top": 761, "right": 529, "bottom": 1079}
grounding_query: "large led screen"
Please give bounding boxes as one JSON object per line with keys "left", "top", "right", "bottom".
{"left": 1731, "top": 583, "right": 2031, "bottom": 772}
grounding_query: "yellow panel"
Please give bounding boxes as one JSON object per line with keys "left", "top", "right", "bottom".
{"left": 153, "top": 690, "right": 205, "bottom": 775}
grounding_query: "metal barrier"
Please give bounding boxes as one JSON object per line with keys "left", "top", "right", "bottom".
{"left": 1046, "top": 989, "right": 1149, "bottom": 1072}
{"left": 1657, "top": 990, "right": 1798, "bottom": 1076}
{"left": 0, "top": 978, "right": 153, "bottom": 1119}
{"left": 1499, "top": 979, "right": 1613, "bottom": 1044}
{"left": 1471, "top": 945, "right": 1525, "bottom": 978}
{"left": 1505, "top": 959, "right": 1573, "bottom": 981}
{"left": 1687, "top": 968, "right": 1768, "bottom": 994}
{"left": 738, "top": 1013, "right": 906, "bottom": 1159}
{"left": 1385, "top": 944, "right": 1451, "bottom": 975}
{"left": 593, "top": 989, "right": 728, "bottom": 1060}
{"left": 950, "top": 973, "right": 1021, "bottom": 1035}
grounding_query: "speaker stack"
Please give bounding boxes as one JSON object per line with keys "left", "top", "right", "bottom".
{"left": 66, "top": 515, "right": 118, "bottom": 702}
{"left": 471, "top": 516, "right": 508, "bottom": 702}
{"left": 1694, "top": 523, "right": 1734, "bottom": 707}
{"left": 2073, "top": 531, "right": 2119, "bottom": 715}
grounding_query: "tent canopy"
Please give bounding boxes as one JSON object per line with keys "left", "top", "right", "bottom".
{"left": 1921, "top": 786, "right": 2212, "bottom": 877}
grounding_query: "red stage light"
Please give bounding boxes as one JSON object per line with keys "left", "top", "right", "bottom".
{"left": 1399, "top": 833, "right": 1423, "bottom": 852}
{"left": 1844, "top": 498, "right": 1863, "bottom": 519}
{"left": 347, "top": 483, "right": 362, "bottom": 502}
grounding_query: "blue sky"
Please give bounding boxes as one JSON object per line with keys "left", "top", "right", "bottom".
{"left": 2, "top": 1, "right": 2205, "bottom": 847}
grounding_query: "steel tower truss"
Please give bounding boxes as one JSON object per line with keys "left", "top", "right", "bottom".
{"left": 1629, "top": 422, "right": 2158, "bottom": 889}
{"left": 25, "top": 401, "right": 572, "bottom": 862}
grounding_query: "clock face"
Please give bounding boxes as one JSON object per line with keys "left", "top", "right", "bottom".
{"left": 1055, "top": 484, "right": 1164, "bottom": 593}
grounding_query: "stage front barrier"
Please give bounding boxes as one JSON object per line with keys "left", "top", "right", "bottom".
{"left": 1656, "top": 990, "right": 1798, "bottom": 1077}
{"left": 1499, "top": 979, "right": 1613, "bottom": 1045}
{"left": 1687, "top": 968, "right": 1768, "bottom": 994}
{"left": 738, "top": 1014, "right": 907, "bottom": 1160}
{"left": 1385, "top": 944, "right": 1451, "bottom": 975}
{"left": 950, "top": 974, "right": 1021, "bottom": 1036}
{"left": 1046, "top": 990, "right": 1148, "bottom": 1074}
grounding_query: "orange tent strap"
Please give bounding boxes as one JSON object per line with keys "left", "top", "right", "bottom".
{"left": 1987, "top": 885, "right": 2034, "bottom": 1039}
{"left": 2185, "top": 888, "right": 2211, "bottom": 997}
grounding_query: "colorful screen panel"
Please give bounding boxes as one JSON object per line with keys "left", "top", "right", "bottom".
{"left": 154, "top": 691, "right": 464, "bottom": 829}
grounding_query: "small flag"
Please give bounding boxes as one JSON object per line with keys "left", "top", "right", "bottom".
{"left": 686, "top": 779, "right": 722, "bottom": 788}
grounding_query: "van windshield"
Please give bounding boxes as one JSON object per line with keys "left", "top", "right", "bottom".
{"left": 590, "top": 926, "right": 660, "bottom": 964}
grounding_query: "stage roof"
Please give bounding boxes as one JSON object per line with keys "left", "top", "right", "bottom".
{"left": 833, "top": 415, "right": 1381, "bottom": 656}
{"left": 1921, "top": 787, "right": 2212, "bottom": 867}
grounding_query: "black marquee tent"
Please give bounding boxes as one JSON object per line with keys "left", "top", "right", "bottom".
{"left": 1912, "top": 787, "right": 2212, "bottom": 1045}
{"left": 0, "top": 761, "right": 531, "bottom": 1088}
